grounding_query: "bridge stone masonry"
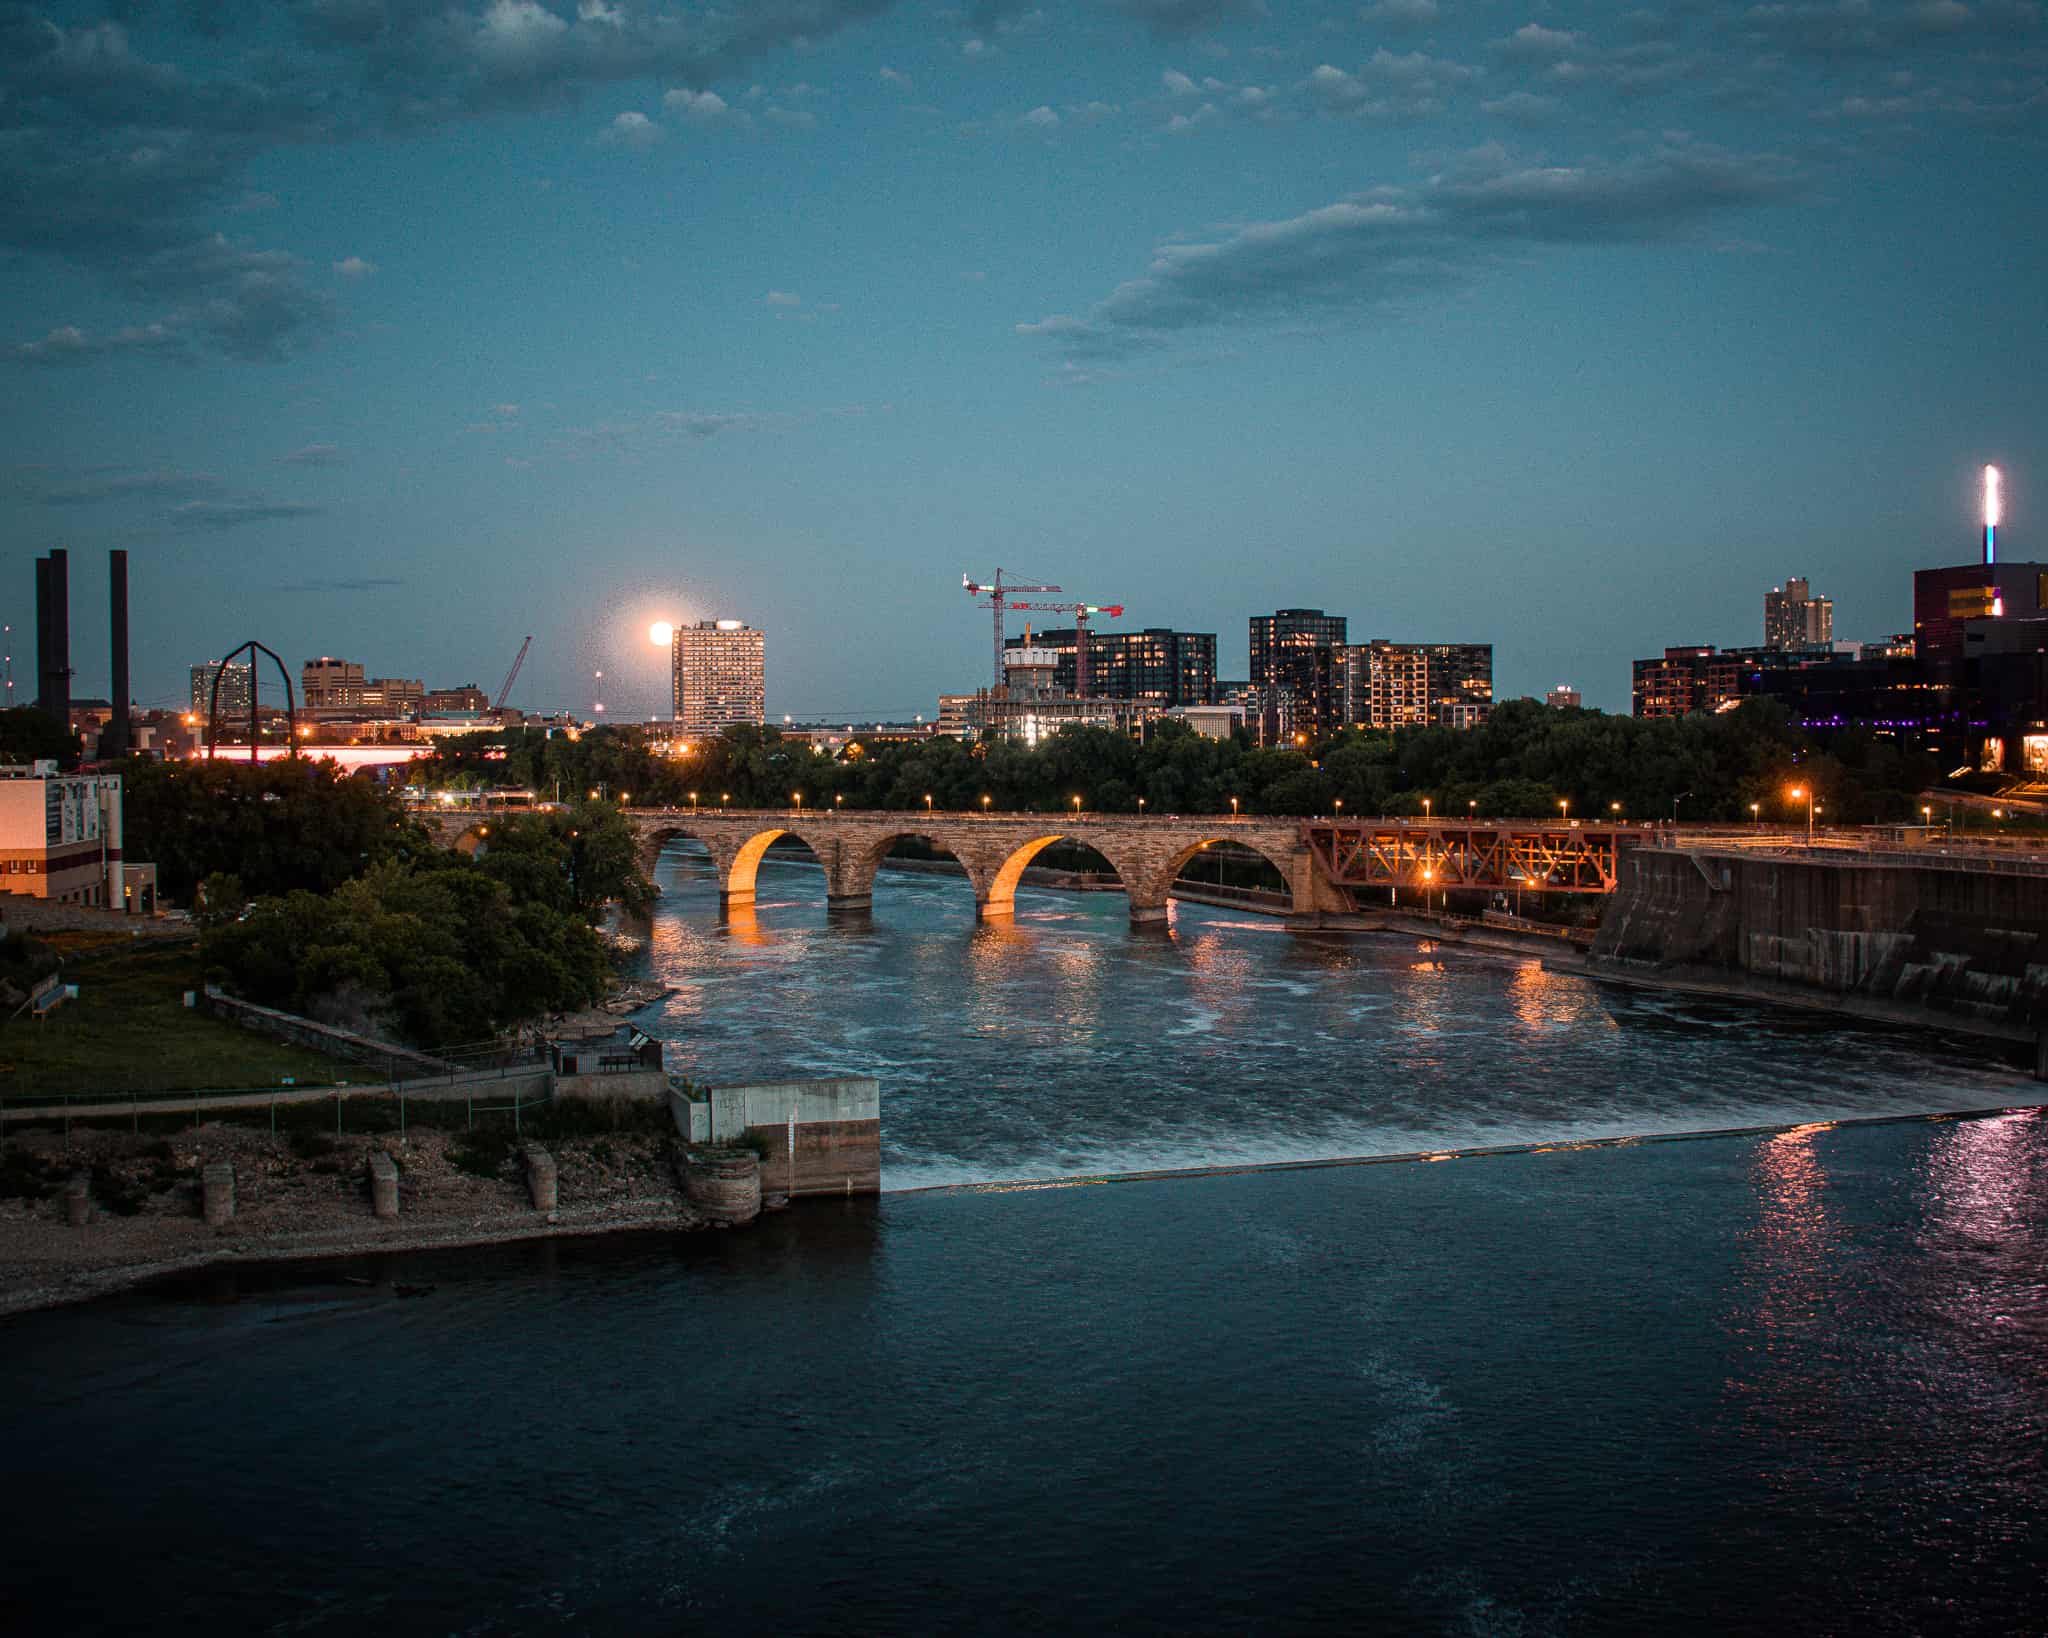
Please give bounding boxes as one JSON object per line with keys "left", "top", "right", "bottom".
{"left": 431, "top": 807, "right": 1644, "bottom": 924}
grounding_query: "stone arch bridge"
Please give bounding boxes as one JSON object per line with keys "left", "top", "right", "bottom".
{"left": 430, "top": 808, "right": 1642, "bottom": 923}
{"left": 439, "top": 807, "right": 1342, "bottom": 923}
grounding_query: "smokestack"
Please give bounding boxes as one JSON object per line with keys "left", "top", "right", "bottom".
{"left": 1984, "top": 464, "right": 2002, "bottom": 567}
{"left": 107, "top": 549, "right": 130, "bottom": 758}
{"left": 35, "top": 548, "right": 71, "bottom": 731}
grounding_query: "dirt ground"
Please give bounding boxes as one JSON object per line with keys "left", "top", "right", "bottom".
{"left": 0, "top": 1119, "right": 707, "bottom": 1316}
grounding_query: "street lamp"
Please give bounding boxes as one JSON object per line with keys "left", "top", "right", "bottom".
{"left": 836, "top": 793, "right": 844, "bottom": 811}
{"left": 721, "top": 793, "right": 729, "bottom": 808}
{"left": 1422, "top": 797, "right": 1432, "bottom": 822}
{"left": 1789, "top": 785, "right": 1814, "bottom": 843}
{"left": 1559, "top": 798, "right": 1570, "bottom": 823}
{"left": 1750, "top": 801, "right": 1760, "bottom": 825}
{"left": 1333, "top": 798, "right": 1343, "bottom": 819}
{"left": 1610, "top": 801, "right": 1622, "bottom": 818}
{"left": 925, "top": 793, "right": 934, "bottom": 814}
{"left": 982, "top": 794, "right": 992, "bottom": 812}
{"left": 1230, "top": 796, "right": 1240, "bottom": 817}
{"left": 1072, "top": 795, "right": 1083, "bottom": 816}
{"left": 1138, "top": 797, "right": 1146, "bottom": 815}
{"left": 793, "top": 791, "right": 803, "bottom": 813}
{"left": 689, "top": 791, "right": 698, "bottom": 811}
{"left": 1468, "top": 799, "right": 1477, "bottom": 817}
{"left": 1422, "top": 865, "right": 1435, "bottom": 918}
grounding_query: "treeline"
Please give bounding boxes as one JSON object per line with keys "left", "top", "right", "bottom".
{"left": 416, "top": 699, "right": 1941, "bottom": 826}
{"left": 121, "top": 763, "right": 656, "bottom": 1051}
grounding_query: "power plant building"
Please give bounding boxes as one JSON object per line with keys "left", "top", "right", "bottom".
{"left": 672, "top": 620, "right": 766, "bottom": 733}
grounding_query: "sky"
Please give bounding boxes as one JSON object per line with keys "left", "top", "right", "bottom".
{"left": 3, "top": 0, "right": 2045, "bottom": 720}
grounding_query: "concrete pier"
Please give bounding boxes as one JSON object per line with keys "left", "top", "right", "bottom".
{"left": 201, "top": 1162, "right": 235, "bottom": 1227}
{"left": 522, "top": 1143, "right": 557, "bottom": 1212}
{"left": 64, "top": 1172, "right": 90, "bottom": 1228}
{"left": 367, "top": 1151, "right": 400, "bottom": 1219}
{"left": 681, "top": 1149, "right": 761, "bottom": 1226}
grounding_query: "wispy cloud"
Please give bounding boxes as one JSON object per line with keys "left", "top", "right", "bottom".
{"left": 280, "top": 443, "right": 346, "bottom": 467}
{"left": 166, "top": 500, "right": 324, "bottom": 532}
{"left": 35, "top": 468, "right": 224, "bottom": 504}
{"left": 1019, "top": 141, "right": 1796, "bottom": 360}
{"left": 270, "top": 576, "right": 402, "bottom": 593}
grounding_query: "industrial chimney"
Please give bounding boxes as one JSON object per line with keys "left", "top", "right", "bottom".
{"left": 103, "top": 549, "right": 131, "bottom": 759}
{"left": 35, "top": 548, "right": 71, "bottom": 731}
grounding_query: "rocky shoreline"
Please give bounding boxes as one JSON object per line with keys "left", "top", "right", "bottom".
{"left": 0, "top": 1119, "right": 707, "bottom": 1318}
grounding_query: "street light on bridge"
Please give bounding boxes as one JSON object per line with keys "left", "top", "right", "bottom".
{"left": 1789, "top": 785, "right": 1814, "bottom": 844}
{"left": 1422, "top": 797, "right": 1431, "bottom": 822}
{"left": 1230, "top": 796, "right": 1240, "bottom": 817}
{"left": 925, "top": 793, "right": 934, "bottom": 814}
{"left": 793, "top": 791, "right": 803, "bottom": 814}
{"left": 689, "top": 792, "right": 698, "bottom": 810}
{"left": 1138, "top": 797, "right": 1146, "bottom": 815}
{"left": 1072, "top": 795, "right": 1083, "bottom": 816}
{"left": 1750, "top": 801, "right": 1760, "bottom": 825}
{"left": 982, "top": 794, "right": 991, "bottom": 812}
{"left": 1559, "top": 798, "right": 1570, "bottom": 823}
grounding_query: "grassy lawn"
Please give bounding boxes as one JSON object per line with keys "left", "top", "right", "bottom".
{"left": 0, "top": 936, "right": 341, "bottom": 1101}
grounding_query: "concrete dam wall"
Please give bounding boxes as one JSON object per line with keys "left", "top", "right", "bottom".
{"left": 1588, "top": 849, "right": 2048, "bottom": 1039}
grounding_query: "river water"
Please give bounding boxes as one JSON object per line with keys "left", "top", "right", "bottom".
{"left": 5, "top": 847, "right": 2046, "bottom": 1633}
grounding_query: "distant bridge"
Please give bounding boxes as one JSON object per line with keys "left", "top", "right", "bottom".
{"left": 428, "top": 807, "right": 1647, "bottom": 923}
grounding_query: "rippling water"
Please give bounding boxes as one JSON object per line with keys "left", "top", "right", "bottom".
{"left": 6, "top": 1116, "right": 2046, "bottom": 1634}
{"left": 635, "top": 843, "right": 2030, "bottom": 1185}
{"left": 7, "top": 847, "right": 2045, "bottom": 1634}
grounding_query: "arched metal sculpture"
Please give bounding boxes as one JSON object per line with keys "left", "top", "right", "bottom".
{"left": 205, "top": 639, "right": 298, "bottom": 765}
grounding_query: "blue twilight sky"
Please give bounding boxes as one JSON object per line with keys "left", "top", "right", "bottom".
{"left": 3, "top": 0, "right": 2044, "bottom": 720}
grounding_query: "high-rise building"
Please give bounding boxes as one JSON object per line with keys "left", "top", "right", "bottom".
{"left": 1337, "top": 641, "right": 1494, "bottom": 730}
{"left": 1249, "top": 609, "right": 1347, "bottom": 743}
{"left": 672, "top": 619, "right": 766, "bottom": 732}
{"left": 190, "top": 660, "right": 254, "bottom": 722}
{"left": 1546, "top": 685, "right": 1582, "bottom": 710}
{"left": 1632, "top": 646, "right": 1746, "bottom": 718}
{"left": 302, "top": 657, "right": 366, "bottom": 710}
{"left": 1002, "top": 627, "right": 1217, "bottom": 707}
{"left": 1764, "top": 577, "right": 1834, "bottom": 650}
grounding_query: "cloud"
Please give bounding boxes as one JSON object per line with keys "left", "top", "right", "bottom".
{"left": 1018, "top": 142, "right": 1795, "bottom": 359}
{"left": 1483, "top": 90, "right": 1563, "bottom": 125}
{"left": 166, "top": 499, "right": 324, "bottom": 532}
{"left": 334, "top": 255, "right": 378, "bottom": 279}
{"left": 36, "top": 468, "right": 224, "bottom": 504}
{"left": 1360, "top": 0, "right": 1439, "bottom": 27}
{"left": 654, "top": 410, "right": 771, "bottom": 437}
{"left": 1307, "top": 50, "right": 1478, "bottom": 119}
{"left": 1106, "top": 0, "right": 1268, "bottom": 38}
{"left": 1498, "top": 23, "right": 1583, "bottom": 60}
{"left": 1023, "top": 104, "right": 1060, "bottom": 127}
{"left": 492, "top": 402, "right": 522, "bottom": 417}
{"left": 600, "top": 110, "right": 663, "bottom": 147}
{"left": 663, "top": 87, "right": 732, "bottom": 121}
{"left": 280, "top": 442, "right": 346, "bottom": 467}
{"left": 3, "top": 323, "right": 186, "bottom": 368}
{"left": 1163, "top": 68, "right": 1202, "bottom": 95}
{"left": 765, "top": 289, "right": 802, "bottom": 306}
{"left": 270, "top": 576, "right": 403, "bottom": 593}
{"left": 232, "top": 192, "right": 281, "bottom": 214}
{"left": 962, "top": 37, "right": 997, "bottom": 58}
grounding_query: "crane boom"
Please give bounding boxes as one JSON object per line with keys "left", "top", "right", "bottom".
{"left": 1004, "top": 600, "right": 1124, "bottom": 699}
{"left": 963, "top": 570, "right": 1060, "bottom": 691}
{"left": 494, "top": 635, "right": 532, "bottom": 713}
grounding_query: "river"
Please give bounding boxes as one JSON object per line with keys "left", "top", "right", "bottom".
{"left": 4, "top": 846, "right": 2045, "bottom": 1633}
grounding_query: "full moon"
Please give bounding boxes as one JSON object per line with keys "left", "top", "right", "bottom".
{"left": 649, "top": 621, "right": 673, "bottom": 647}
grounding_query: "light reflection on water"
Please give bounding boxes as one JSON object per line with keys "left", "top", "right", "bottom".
{"left": 631, "top": 842, "right": 2036, "bottom": 1188}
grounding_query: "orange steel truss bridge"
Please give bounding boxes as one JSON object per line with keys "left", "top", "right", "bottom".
{"left": 1304, "top": 821, "right": 1647, "bottom": 896}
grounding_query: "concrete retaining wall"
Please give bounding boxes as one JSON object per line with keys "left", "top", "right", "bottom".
{"left": 200, "top": 988, "right": 452, "bottom": 1078}
{"left": 669, "top": 1077, "right": 881, "bottom": 1198}
{"left": 1590, "top": 849, "right": 2048, "bottom": 1033}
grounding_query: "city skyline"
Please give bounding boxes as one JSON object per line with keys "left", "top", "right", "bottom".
{"left": 3, "top": 1, "right": 2043, "bottom": 718}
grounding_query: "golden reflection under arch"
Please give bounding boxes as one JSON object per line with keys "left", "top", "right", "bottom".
{"left": 985, "top": 834, "right": 1074, "bottom": 915}
{"left": 725, "top": 827, "right": 790, "bottom": 898}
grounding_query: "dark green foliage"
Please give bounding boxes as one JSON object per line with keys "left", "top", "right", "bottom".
{"left": 446, "top": 1126, "right": 519, "bottom": 1179}
{"left": 473, "top": 805, "right": 655, "bottom": 917}
{"left": 202, "top": 861, "right": 612, "bottom": 1050}
{"left": 124, "top": 759, "right": 429, "bottom": 903}
{"left": 0, "top": 1150, "right": 60, "bottom": 1202}
{"left": 0, "top": 707, "right": 82, "bottom": 770}
{"left": 409, "top": 700, "right": 1935, "bottom": 826}
{"left": 88, "top": 1161, "right": 149, "bottom": 1216}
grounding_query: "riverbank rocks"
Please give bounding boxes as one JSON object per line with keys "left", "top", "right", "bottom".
{"left": 681, "top": 1148, "right": 761, "bottom": 1226}
{"left": 522, "top": 1143, "right": 558, "bottom": 1213}
{"left": 367, "top": 1151, "right": 400, "bottom": 1220}
{"left": 201, "top": 1163, "right": 235, "bottom": 1227}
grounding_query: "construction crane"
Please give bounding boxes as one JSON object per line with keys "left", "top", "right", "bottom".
{"left": 1006, "top": 600, "right": 1124, "bottom": 698}
{"left": 493, "top": 635, "right": 532, "bottom": 714}
{"left": 964, "top": 571, "right": 1060, "bottom": 692}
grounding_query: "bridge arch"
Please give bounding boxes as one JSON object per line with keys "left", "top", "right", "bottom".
{"left": 846, "top": 830, "right": 996, "bottom": 909}
{"left": 725, "top": 825, "right": 833, "bottom": 902}
{"left": 983, "top": 833, "right": 1139, "bottom": 919}
{"left": 1138, "top": 835, "right": 1299, "bottom": 915}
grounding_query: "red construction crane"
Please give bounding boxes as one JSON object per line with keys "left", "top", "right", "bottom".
{"left": 963, "top": 571, "right": 1060, "bottom": 691}
{"left": 493, "top": 635, "right": 532, "bottom": 714}
{"left": 1005, "top": 600, "right": 1125, "bottom": 699}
